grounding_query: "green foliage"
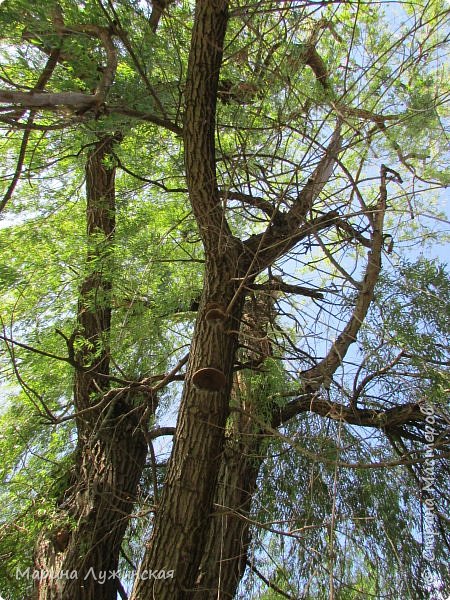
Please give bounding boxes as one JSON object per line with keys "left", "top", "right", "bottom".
{"left": 367, "top": 257, "right": 450, "bottom": 404}
{"left": 248, "top": 421, "right": 426, "bottom": 598}
{"left": 0, "top": 394, "right": 76, "bottom": 598}
{"left": 0, "top": 0, "right": 449, "bottom": 597}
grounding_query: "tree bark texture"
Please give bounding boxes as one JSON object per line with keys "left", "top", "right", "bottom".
{"left": 33, "top": 137, "right": 148, "bottom": 600}
{"left": 193, "top": 430, "right": 262, "bottom": 599}
{"left": 193, "top": 290, "right": 278, "bottom": 599}
{"left": 131, "top": 256, "right": 244, "bottom": 599}
{"left": 130, "top": 2, "right": 248, "bottom": 596}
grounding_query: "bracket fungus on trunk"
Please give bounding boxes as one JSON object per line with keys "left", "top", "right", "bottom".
{"left": 192, "top": 367, "right": 227, "bottom": 391}
{"left": 205, "top": 303, "right": 228, "bottom": 323}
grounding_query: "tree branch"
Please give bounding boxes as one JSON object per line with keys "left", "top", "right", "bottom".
{"left": 99, "top": 0, "right": 169, "bottom": 118}
{"left": 240, "top": 404, "right": 450, "bottom": 465}
{"left": 0, "top": 47, "right": 61, "bottom": 213}
{"left": 1, "top": 18, "right": 117, "bottom": 117}
{"left": 300, "top": 164, "right": 389, "bottom": 390}
{"left": 0, "top": 334, "right": 75, "bottom": 366}
{"left": 147, "top": 426, "right": 176, "bottom": 440}
{"left": 242, "top": 123, "right": 342, "bottom": 271}
{"left": 245, "top": 561, "right": 297, "bottom": 600}
{"left": 61, "top": 24, "right": 117, "bottom": 102}
{"left": 183, "top": 0, "right": 234, "bottom": 253}
{"left": 220, "top": 189, "right": 276, "bottom": 218}
{"left": 0, "top": 115, "right": 81, "bottom": 130}
{"left": 149, "top": 0, "right": 176, "bottom": 33}
{"left": 0, "top": 90, "right": 98, "bottom": 110}
{"left": 248, "top": 281, "right": 325, "bottom": 299}
{"left": 351, "top": 351, "right": 406, "bottom": 408}
{"left": 111, "top": 106, "right": 183, "bottom": 134}
{"left": 274, "top": 394, "right": 434, "bottom": 437}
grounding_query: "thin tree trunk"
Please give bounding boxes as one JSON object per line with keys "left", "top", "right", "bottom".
{"left": 33, "top": 136, "right": 148, "bottom": 600}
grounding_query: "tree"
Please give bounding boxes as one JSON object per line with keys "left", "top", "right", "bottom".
{"left": 0, "top": 0, "right": 449, "bottom": 598}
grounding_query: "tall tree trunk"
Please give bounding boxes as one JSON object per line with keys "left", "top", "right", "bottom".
{"left": 130, "top": 0, "right": 239, "bottom": 597}
{"left": 33, "top": 136, "right": 148, "bottom": 600}
{"left": 193, "top": 411, "right": 263, "bottom": 599}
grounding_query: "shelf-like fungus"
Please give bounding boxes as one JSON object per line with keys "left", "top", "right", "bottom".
{"left": 192, "top": 367, "right": 227, "bottom": 391}
{"left": 205, "top": 303, "right": 227, "bottom": 323}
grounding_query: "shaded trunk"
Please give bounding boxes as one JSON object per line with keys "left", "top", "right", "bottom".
{"left": 33, "top": 136, "right": 148, "bottom": 600}
{"left": 193, "top": 290, "right": 278, "bottom": 599}
{"left": 193, "top": 417, "right": 263, "bottom": 599}
{"left": 34, "top": 417, "right": 148, "bottom": 599}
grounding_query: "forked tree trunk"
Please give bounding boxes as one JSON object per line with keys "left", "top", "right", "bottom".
{"left": 33, "top": 136, "right": 148, "bottom": 600}
{"left": 130, "top": 0, "right": 243, "bottom": 596}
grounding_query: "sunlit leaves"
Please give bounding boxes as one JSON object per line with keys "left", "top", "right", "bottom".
{"left": 0, "top": 0, "right": 449, "bottom": 597}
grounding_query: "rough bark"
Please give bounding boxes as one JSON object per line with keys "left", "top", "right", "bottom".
{"left": 301, "top": 163, "right": 388, "bottom": 391}
{"left": 193, "top": 292, "right": 276, "bottom": 599}
{"left": 189, "top": 162, "right": 392, "bottom": 598}
{"left": 193, "top": 429, "right": 262, "bottom": 599}
{"left": 129, "top": 5, "right": 342, "bottom": 596}
{"left": 33, "top": 137, "right": 148, "bottom": 600}
{"left": 131, "top": 255, "right": 244, "bottom": 599}
{"left": 130, "top": 2, "right": 242, "bottom": 597}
